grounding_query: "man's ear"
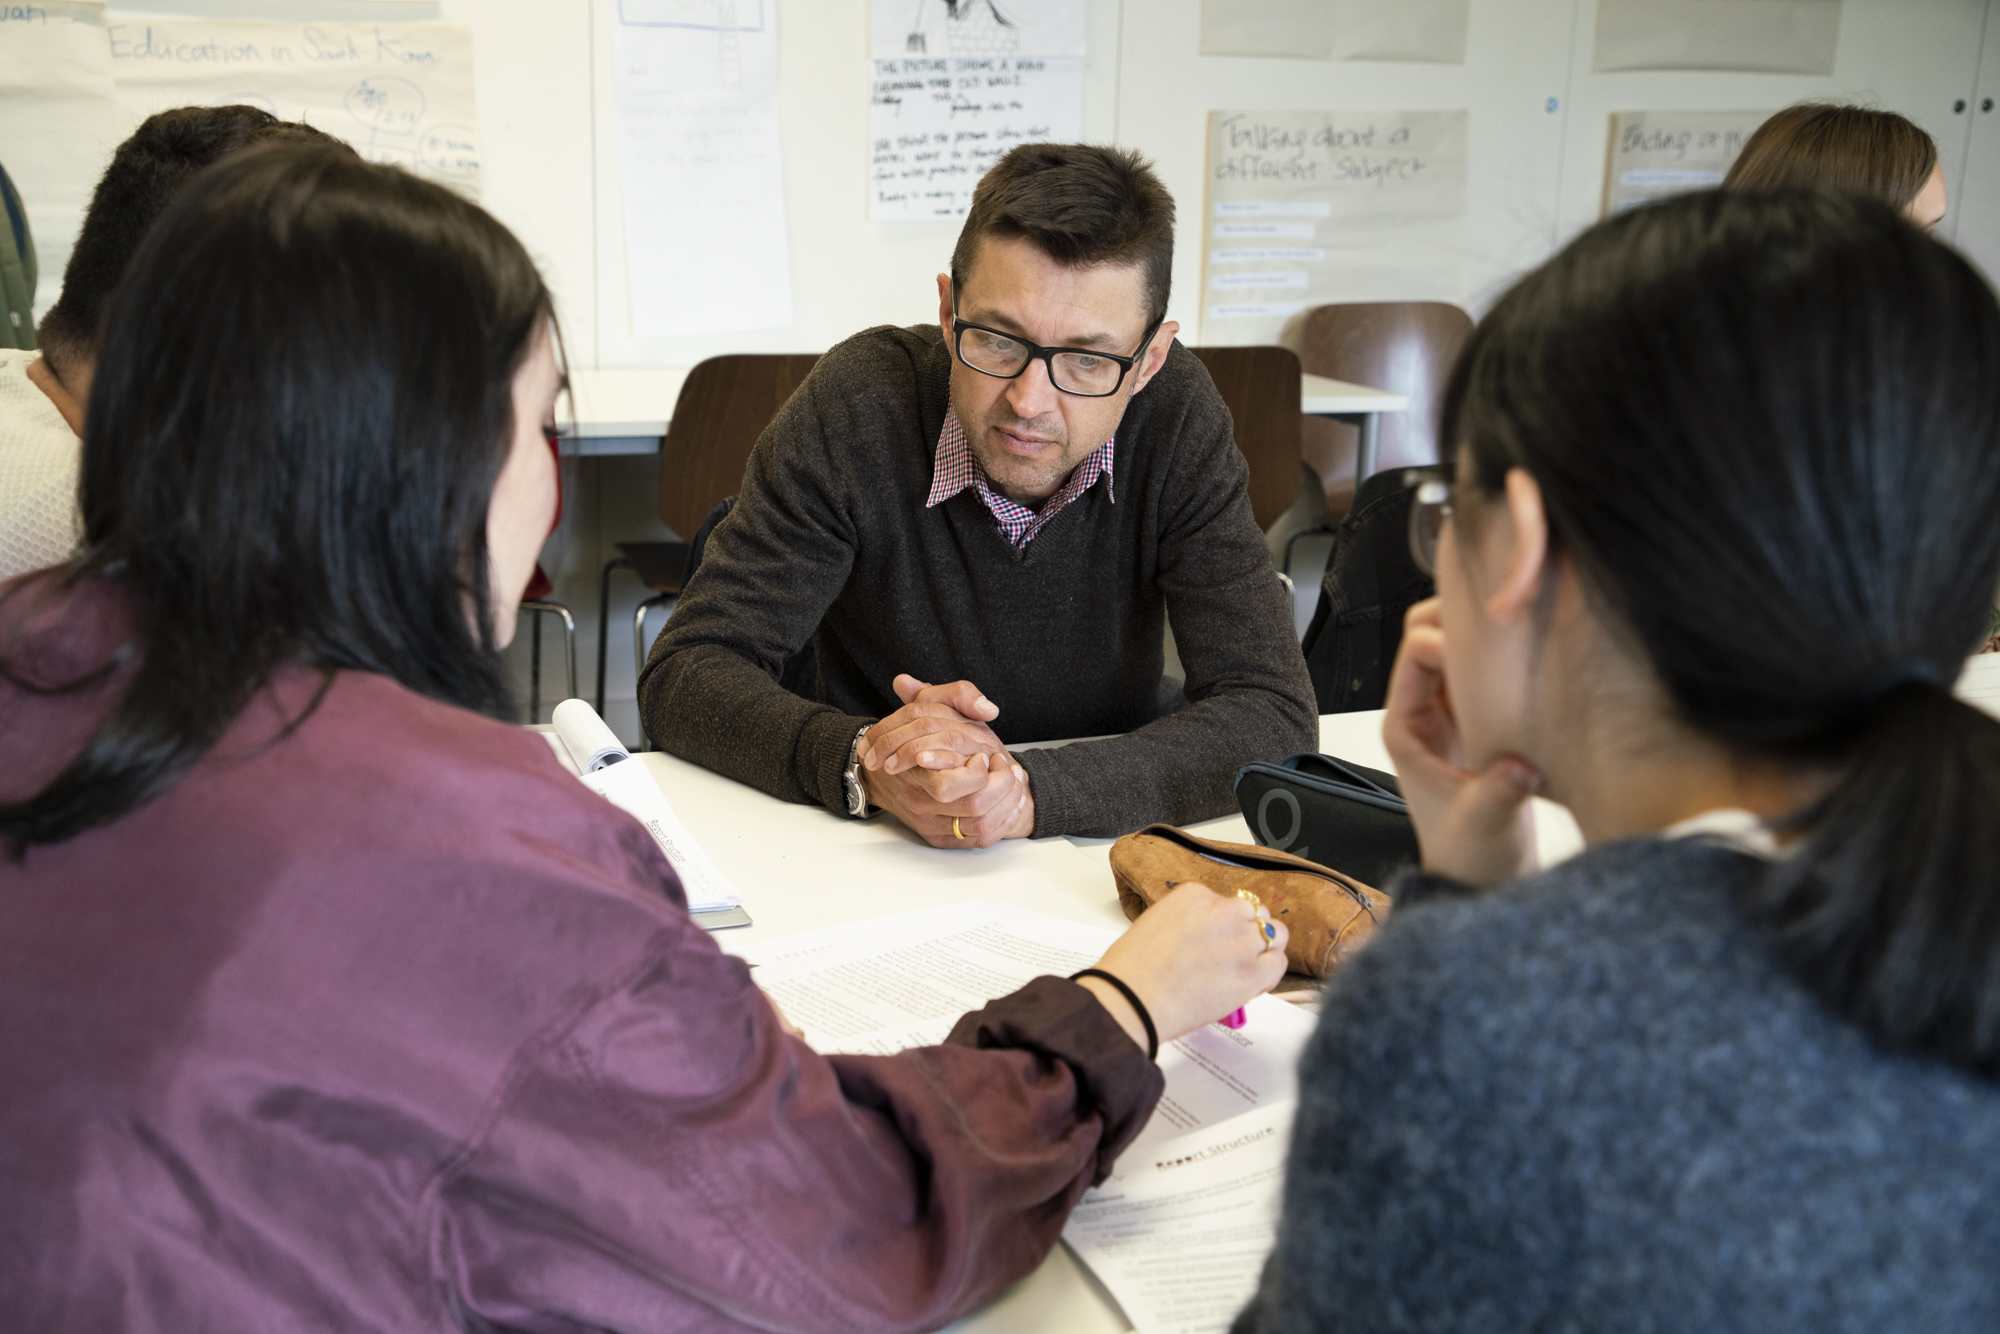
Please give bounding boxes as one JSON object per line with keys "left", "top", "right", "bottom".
{"left": 936, "top": 272, "right": 954, "bottom": 343}
{"left": 1131, "top": 319, "right": 1178, "bottom": 395}
{"left": 1485, "top": 466, "right": 1550, "bottom": 624}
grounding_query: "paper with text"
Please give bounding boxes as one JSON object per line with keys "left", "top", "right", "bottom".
{"left": 868, "top": 0, "right": 1083, "bottom": 221}
{"left": 0, "top": 1, "right": 120, "bottom": 320}
{"left": 614, "top": 0, "right": 793, "bottom": 336}
{"left": 1602, "top": 110, "right": 1770, "bottom": 216}
{"left": 1064, "top": 1104, "right": 1296, "bottom": 1334}
{"left": 1200, "top": 108, "right": 1467, "bottom": 344}
{"left": 581, "top": 757, "right": 744, "bottom": 914}
{"left": 107, "top": 16, "right": 480, "bottom": 195}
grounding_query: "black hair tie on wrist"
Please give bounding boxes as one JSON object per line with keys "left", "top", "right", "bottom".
{"left": 1070, "top": 967, "right": 1158, "bottom": 1061}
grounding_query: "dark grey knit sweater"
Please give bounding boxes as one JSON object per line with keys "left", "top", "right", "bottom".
{"left": 1235, "top": 837, "right": 2000, "bottom": 1333}
{"left": 638, "top": 324, "right": 1316, "bottom": 838}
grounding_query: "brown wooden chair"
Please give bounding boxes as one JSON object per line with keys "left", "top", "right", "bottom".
{"left": 1189, "top": 344, "right": 1305, "bottom": 532}
{"left": 596, "top": 353, "right": 821, "bottom": 717}
{"left": 1282, "top": 302, "right": 1472, "bottom": 519}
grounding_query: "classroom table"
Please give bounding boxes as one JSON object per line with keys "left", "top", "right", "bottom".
{"left": 557, "top": 367, "right": 1411, "bottom": 472}
{"left": 611, "top": 710, "right": 1582, "bottom": 1334}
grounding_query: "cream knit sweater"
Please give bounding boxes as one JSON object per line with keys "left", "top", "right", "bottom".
{"left": 0, "top": 349, "right": 81, "bottom": 578}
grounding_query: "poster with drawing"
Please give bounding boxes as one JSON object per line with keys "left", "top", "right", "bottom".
{"left": 1602, "top": 110, "right": 1771, "bottom": 216}
{"left": 614, "top": 0, "right": 794, "bottom": 337}
{"left": 1199, "top": 108, "right": 1467, "bottom": 345}
{"left": 868, "top": 0, "right": 1085, "bottom": 221}
{"left": 106, "top": 17, "right": 481, "bottom": 195}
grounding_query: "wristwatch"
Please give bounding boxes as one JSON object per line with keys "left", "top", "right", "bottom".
{"left": 842, "top": 724, "right": 872, "bottom": 817}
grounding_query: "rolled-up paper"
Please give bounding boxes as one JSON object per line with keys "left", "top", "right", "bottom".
{"left": 552, "top": 698, "right": 629, "bottom": 773}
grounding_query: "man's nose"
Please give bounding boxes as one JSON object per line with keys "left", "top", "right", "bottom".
{"left": 1005, "top": 355, "right": 1061, "bottom": 420}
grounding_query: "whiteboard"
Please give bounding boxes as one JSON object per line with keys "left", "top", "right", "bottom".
{"left": 28, "top": 0, "right": 1995, "bottom": 369}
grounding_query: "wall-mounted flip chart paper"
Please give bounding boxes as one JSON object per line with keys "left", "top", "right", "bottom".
{"left": 868, "top": 0, "right": 1085, "bottom": 221}
{"left": 107, "top": 17, "right": 481, "bottom": 195}
{"left": 1594, "top": 0, "right": 1843, "bottom": 75}
{"left": 613, "top": 0, "right": 794, "bottom": 337}
{"left": 1198, "top": 0, "right": 1467, "bottom": 64}
{"left": 1602, "top": 109, "right": 1771, "bottom": 215}
{"left": 0, "top": 1, "right": 120, "bottom": 316}
{"left": 1200, "top": 108, "right": 1468, "bottom": 345}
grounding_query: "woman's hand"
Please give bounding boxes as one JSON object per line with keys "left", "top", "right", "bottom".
{"left": 1382, "top": 597, "right": 1541, "bottom": 890}
{"left": 1078, "top": 883, "right": 1290, "bottom": 1050}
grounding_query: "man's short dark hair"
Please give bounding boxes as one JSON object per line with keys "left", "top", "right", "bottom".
{"left": 37, "top": 106, "right": 348, "bottom": 366}
{"left": 950, "top": 143, "right": 1175, "bottom": 326}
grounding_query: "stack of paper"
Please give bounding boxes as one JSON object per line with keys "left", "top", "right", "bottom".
{"left": 741, "top": 901, "right": 1316, "bottom": 1333}
{"left": 544, "top": 700, "right": 747, "bottom": 927}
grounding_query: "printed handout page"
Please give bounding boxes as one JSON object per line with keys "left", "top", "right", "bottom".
{"left": 1064, "top": 1104, "right": 1296, "bottom": 1334}
{"left": 1200, "top": 108, "right": 1467, "bottom": 345}
{"left": 107, "top": 15, "right": 481, "bottom": 195}
{"left": 868, "top": 0, "right": 1084, "bottom": 221}
{"left": 1602, "top": 110, "right": 1770, "bottom": 216}
{"left": 1593, "top": 0, "right": 1842, "bottom": 75}
{"left": 1957, "top": 652, "right": 2000, "bottom": 722}
{"left": 0, "top": 1, "right": 121, "bottom": 316}
{"left": 743, "top": 901, "right": 1318, "bottom": 1151}
{"left": 614, "top": 0, "right": 793, "bottom": 337}
{"left": 1199, "top": 0, "right": 1468, "bottom": 64}
{"left": 581, "top": 756, "right": 745, "bottom": 916}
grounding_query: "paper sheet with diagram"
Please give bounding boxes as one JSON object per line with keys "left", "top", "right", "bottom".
{"left": 868, "top": 0, "right": 1084, "bottom": 220}
{"left": 1200, "top": 108, "right": 1467, "bottom": 344}
{"left": 106, "top": 15, "right": 481, "bottom": 194}
{"left": 613, "top": 0, "right": 793, "bottom": 337}
{"left": 1063, "top": 1104, "right": 1296, "bottom": 1334}
{"left": 1198, "top": 0, "right": 1468, "bottom": 64}
{"left": 1593, "top": 0, "right": 1842, "bottom": 75}
{"left": 1601, "top": 110, "right": 1771, "bottom": 216}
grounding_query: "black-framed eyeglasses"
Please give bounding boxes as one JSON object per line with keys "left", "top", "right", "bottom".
{"left": 1405, "top": 465, "right": 1454, "bottom": 577}
{"left": 950, "top": 292, "right": 1162, "bottom": 398}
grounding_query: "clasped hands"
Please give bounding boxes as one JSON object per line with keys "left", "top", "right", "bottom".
{"left": 855, "top": 673, "right": 1034, "bottom": 849}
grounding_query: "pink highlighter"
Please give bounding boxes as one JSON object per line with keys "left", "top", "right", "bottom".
{"left": 1220, "top": 1007, "right": 1247, "bottom": 1029}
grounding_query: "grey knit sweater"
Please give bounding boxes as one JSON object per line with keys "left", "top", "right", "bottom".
{"left": 1235, "top": 837, "right": 2000, "bottom": 1333}
{"left": 637, "top": 324, "right": 1316, "bottom": 838}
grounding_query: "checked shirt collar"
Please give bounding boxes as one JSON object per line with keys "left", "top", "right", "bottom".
{"left": 925, "top": 407, "right": 1116, "bottom": 550}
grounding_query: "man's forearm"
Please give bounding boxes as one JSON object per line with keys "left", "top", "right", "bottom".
{"left": 640, "top": 641, "right": 868, "bottom": 812}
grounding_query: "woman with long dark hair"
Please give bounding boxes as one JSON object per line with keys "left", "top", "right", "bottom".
{"left": 0, "top": 146, "right": 1288, "bottom": 1330}
{"left": 1235, "top": 188, "right": 2000, "bottom": 1330}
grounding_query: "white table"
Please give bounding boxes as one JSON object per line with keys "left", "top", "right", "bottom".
{"left": 612, "top": 710, "right": 1578, "bottom": 1333}
{"left": 559, "top": 367, "right": 1410, "bottom": 473}
{"left": 1299, "top": 372, "right": 1410, "bottom": 482}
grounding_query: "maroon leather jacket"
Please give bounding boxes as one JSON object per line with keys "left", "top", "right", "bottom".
{"left": 0, "top": 577, "right": 1162, "bottom": 1332}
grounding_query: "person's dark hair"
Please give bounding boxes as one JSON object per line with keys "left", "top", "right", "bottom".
{"left": 1723, "top": 103, "right": 1939, "bottom": 211}
{"left": 36, "top": 105, "right": 348, "bottom": 373}
{"left": 0, "top": 146, "right": 555, "bottom": 850}
{"left": 950, "top": 143, "right": 1175, "bottom": 324}
{"left": 1442, "top": 187, "right": 2000, "bottom": 1076}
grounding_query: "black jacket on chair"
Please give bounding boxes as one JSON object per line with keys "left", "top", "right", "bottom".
{"left": 1301, "top": 468, "right": 1435, "bottom": 714}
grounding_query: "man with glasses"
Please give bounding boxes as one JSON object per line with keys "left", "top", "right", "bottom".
{"left": 639, "top": 143, "right": 1316, "bottom": 846}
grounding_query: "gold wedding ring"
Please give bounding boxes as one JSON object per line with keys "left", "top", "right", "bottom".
{"left": 953, "top": 817, "right": 965, "bottom": 840}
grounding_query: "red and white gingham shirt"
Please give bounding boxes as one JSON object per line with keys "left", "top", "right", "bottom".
{"left": 924, "top": 407, "right": 1116, "bottom": 549}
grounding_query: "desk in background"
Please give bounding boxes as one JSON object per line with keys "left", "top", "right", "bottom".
{"left": 560, "top": 367, "right": 1409, "bottom": 473}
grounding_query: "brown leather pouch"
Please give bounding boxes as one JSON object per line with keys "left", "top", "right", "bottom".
{"left": 1109, "top": 824, "right": 1392, "bottom": 977}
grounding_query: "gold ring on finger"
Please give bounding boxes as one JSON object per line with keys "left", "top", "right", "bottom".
{"left": 953, "top": 816, "right": 965, "bottom": 840}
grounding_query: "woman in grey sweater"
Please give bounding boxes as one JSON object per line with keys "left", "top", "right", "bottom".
{"left": 1235, "top": 188, "right": 2000, "bottom": 1332}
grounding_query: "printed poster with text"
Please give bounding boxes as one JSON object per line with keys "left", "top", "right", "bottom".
{"left": 869, "top": 0, "right": 1084, "bottom": 221}
{"left": 1200, "top": 109, "right": 1466, "bottom": 346}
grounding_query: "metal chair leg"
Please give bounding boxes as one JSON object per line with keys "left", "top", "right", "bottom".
{"left": 597, "top": 556, "right": 634, "bottom": 716}
{"left": 520, "top": 599, "right": 578, "bottom": 721}
{"left": 632, "top": 593, "right": 673, "bottom": 750}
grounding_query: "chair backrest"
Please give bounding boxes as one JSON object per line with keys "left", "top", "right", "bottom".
{"left": 656, "top": 353, "right": 821, "bottom": 541}
{"left": 1283, "top": 302, "right": 1471, "bottom": 513}
{"left": 1189, "top": 344, "right": 1303, "bottom": 531}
